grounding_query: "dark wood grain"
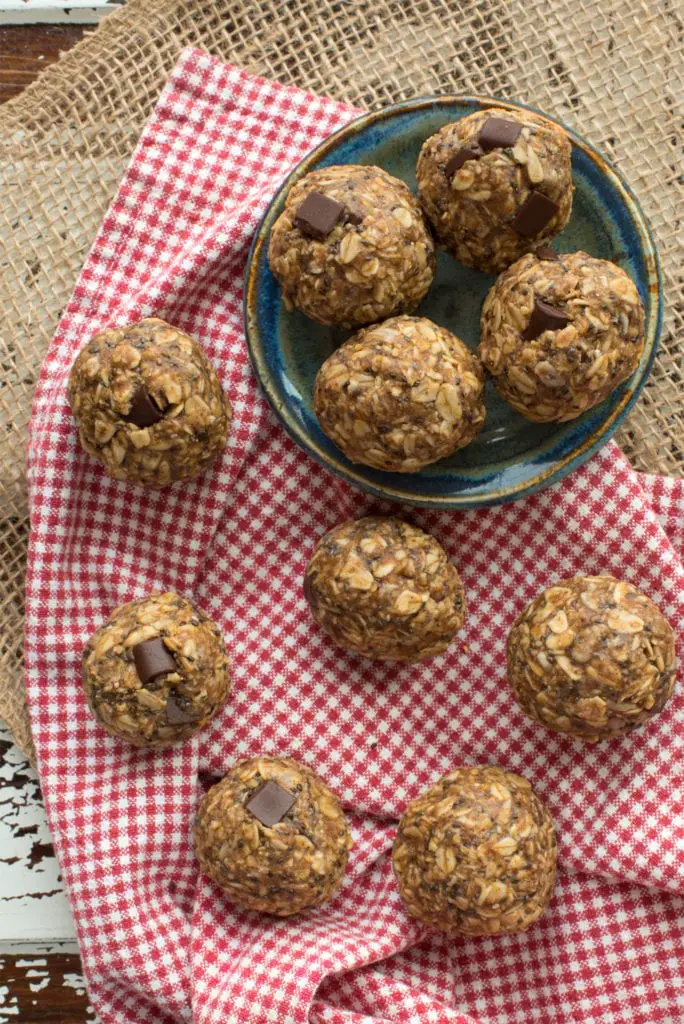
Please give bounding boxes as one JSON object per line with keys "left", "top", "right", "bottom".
{"left": 0, "top": 25, "right": 87, "bottom": 103}
{"left": 0, "top": 954, "right": 92, "bottom": 1022}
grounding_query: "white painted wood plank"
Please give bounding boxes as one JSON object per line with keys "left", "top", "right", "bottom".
{"left": 0, "top": 2, "right": 122, "bottom": 25}
{"left": 0, "top": 722, "right": 77, "bottom": 947}
{"left": 1, "top": 1, "right": 118, "bottom": 7}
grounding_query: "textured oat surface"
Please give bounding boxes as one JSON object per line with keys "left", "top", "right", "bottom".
{"left": 392, "top": 765, "right": 556, "bottom": 936}
{"left": 68, "top": 317, "right": 230, "bottom": 488}
{"left": 417, "top": 108, "right": 572, "bottom": 273}
{"left": 268, "top": 165, "right": 435, "bottom": 328}
{"left": 194, "top": 756, "right": 351, "bottom": 916}
{"left": 507, "top": 576, "right": 676, "bottom": 741}
{"left": 314, "top": 315, "right": 486, "bottom": 472}
{"left": 479, "top": 251, "right": 645, "bottom": 422}
{"left": 82, "top": 592, "right": 231, "bottom": 747}
{"left": 304, "top": 516, "right": 465, "bottom": 662}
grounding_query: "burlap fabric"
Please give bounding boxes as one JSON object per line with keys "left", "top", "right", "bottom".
{"left": 1, "top": 0, "right": 682, "bottom": 763}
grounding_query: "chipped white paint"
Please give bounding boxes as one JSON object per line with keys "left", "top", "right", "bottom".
{"left": 0, "top": 984, "right": 19, "bottom": 1018}
{"left": 63, "top": 972, "right": 89, "bottom": 998}
{"left": 26, "top": 967, "right": 51, "bottom": 993}
{"left": 0, "top": 954, "right": 97, "bottom": 1023}
{"left": 0, "top": 942, "right": 78, "bottom": 956}
{"left": 0, "top": 2, "right": 122, "bottom": 27}
{"left": 64, "top": 971, "right": 98, "bottom": 1022}
{"left": 0, "top": 722, "right": 76, "bottom": 947}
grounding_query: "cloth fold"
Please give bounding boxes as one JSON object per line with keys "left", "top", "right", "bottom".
{"left": 24, "top": 49, "right": 683, "bottom": 1024}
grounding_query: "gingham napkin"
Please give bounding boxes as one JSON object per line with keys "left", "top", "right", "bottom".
{"left": 24, "top": 48, "right": 684, "bottom": 1024}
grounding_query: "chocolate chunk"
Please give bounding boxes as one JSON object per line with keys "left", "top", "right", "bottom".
{"left": 445, "top": 147, "right": 480, "bottom": 177}
{"left": 246, "top": 780, "right": 296, "bottom": 827}
{"left": 133, "top": 637, "right": 176, "bottom": 685}
{"left": 165, "top": 691, "right": 201, "bottom": 725}
{"left": 522, "top": 297, "right": 571, "bottom": 340}
{"left": 478, "top": 117, "right": 522, "bottom": 152}
{"left": 535, "top": 245, "right": 559, "bottom": 262}
{"left": 512, "top": 191, "right": 559, "bottom": 237}
{"left": 124, "top": 384, "right": 164, "bottom": 428}
{"left": 294, "top": 192, "right": 344, "bottom": 239}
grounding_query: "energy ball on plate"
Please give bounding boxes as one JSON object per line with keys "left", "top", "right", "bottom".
{"left": 507, "top": 576, "right": 676, "bottom": 742}
{"left": 304, "top": 516, "right": 465, "bottom": 662}
{"left": 393, "top": 766, "right": 557, "bottom": 936}
{"left": 82, "top": 592, "right": 231, "bottom": 747}
{"left": 194, "top": 756, "right": 351, "bottom": 916}
{"left": 479, "top": 250, "right": 645, "bottom": 422}
{"left": 314, "top": 315, "right": 486, "bottom": 472}
{"left": 68, "top": 317, "right": 230, "bottom": 488}
{"left": 268, "top": 165, "right": 435, "bottom": 328}
{"left": 417, "top": 108, "right": 572, "bottom": 273}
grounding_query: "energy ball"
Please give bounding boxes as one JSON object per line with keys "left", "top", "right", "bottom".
{"left": 268, "top": 165, "right": 435, "bottom": 328}
{"left": 479, "top": 250, "right": 645, "bottom": 422}
{"left": 393, "top": 766, "right": 556, "bottom": 936}
{"left": 314, "top": 315, "right": 486, "bottom": 472}
{"left": 507, "top": 576, "right": 676, "bottom": 742}
{"left": 304, "top": 516, "right": 465, "bottom": 662}
{"left": 82, "top": 592, "right": 231, "bottom": 748}
{"left": 68, "top": 317, "right": 230, "bottom": 488}
{"left": 417, "top": 108, "right": 572, "bottom": 273}
{"left": 194, "top": 756, "right": 351, "bottom": 916}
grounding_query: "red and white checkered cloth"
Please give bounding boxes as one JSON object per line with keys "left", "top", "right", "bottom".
{"left": 24, "top": 48, "right": 684, "bottom": 1024}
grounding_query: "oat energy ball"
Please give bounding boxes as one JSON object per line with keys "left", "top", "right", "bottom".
{"left": 479, "top": 250, "right": 645, "bottom": 422}
{"left": 508, "top": 576, "right": 676, "bottom": 742}
{"left": 314, "top": 316, "right": 486, "bottom": 472}
{"left": 194, "top": 756, "right": 352, "bottom": 916}
{"left": 268, "top": 165, "right": 435, "bottom": 328}
{"left": 82, "top": 592, "right": 231, "bottom": 747}
{"left": 304, "top": 516, "right": 465, "bottom": 661}
{"left": 417, "top": 108, "right": 572, "bottom": 273}
{"left": 393, "top": 766, "right": 556, "bottom": 936}
{"left": 68, "top": 318, "right": 230, "bottom": 488}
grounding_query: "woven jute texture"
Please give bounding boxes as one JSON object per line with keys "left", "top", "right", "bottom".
{"left": 1, "top": 0, "right": 682, "bottom": 762}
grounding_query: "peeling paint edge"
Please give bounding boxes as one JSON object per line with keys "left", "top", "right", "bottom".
{"left": 0, "top": 942, "right": 79, "bottom": 955}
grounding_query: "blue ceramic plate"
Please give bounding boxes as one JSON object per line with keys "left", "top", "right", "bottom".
{"left": 244, "top": 96, "right": 661, "bottom": 508}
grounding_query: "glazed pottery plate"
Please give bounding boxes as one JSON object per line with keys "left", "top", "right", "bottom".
{"left": 244, "top": 96, "right": 661, "bottom": 508}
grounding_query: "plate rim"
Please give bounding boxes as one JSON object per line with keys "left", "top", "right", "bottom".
{"left": 243, "top": 94, "right": 663, "bottom": 508}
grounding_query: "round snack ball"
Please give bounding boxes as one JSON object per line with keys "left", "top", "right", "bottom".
{"left": 82, "top": 592, "right": 231, "bottom": 748}
{"left": 314, "top": 315, "right": 486, "bottom": 472}
{"left": 268, "top": 164, "right": 435, "bottom": 328}
{"left": 68, "top": 317, "right": 230, "bottom": 488}
{"left": 507, "top": 576, "right": 676, "bottom": 742}
{"left": 393, "top": 766, "right": 556, "bottom": 936}
{"left": 194, "top": 756, "right": 352, "bottom": 916}
{"left": 417, "top": 108, "right": 572, "bottom": 273}
{"left": 479, "top": 251, "right": 645, "bottom": 422}
{"left": 304, "top": 516, "right": 465, "bottom": 662}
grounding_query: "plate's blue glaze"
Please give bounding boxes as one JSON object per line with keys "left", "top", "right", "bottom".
{"left": 245, "top": 96, "right": 662, "bottom": 508}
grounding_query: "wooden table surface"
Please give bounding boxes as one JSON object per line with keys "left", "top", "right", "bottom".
{"left": 0, "top": 25, "right": 88, "bottom": 104}
{"left": 1, "top": 24, "right": 94, "bottom": 1021}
